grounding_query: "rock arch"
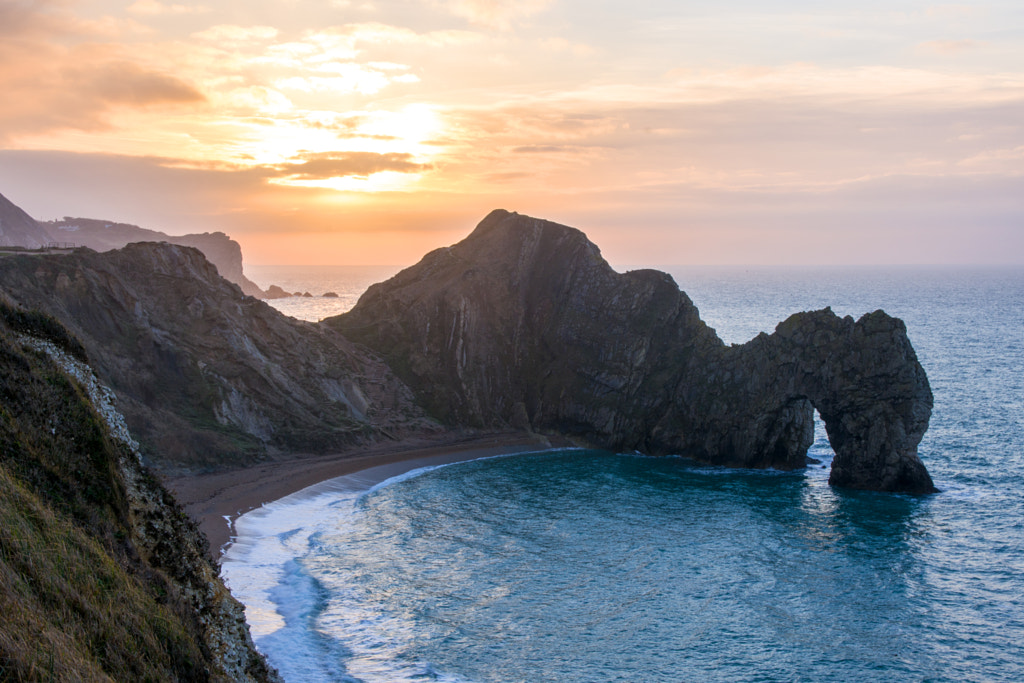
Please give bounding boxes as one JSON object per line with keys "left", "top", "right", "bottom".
{"left": 332, "top": 210, "right": 936, "bottom": 494}
{"left": 764, "top": 308, "right": 935, "bottom": 493}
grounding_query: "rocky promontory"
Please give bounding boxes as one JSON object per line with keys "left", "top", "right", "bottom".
{"left": 330, "top": 210, "right": 935, "bottom": 493}
{"left": 43, "top": 215, "right": 266, "bottom": 298}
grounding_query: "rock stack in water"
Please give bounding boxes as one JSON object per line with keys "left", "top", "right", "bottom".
{"left": 329, "top": 209, "right": 935, "bottom": 493}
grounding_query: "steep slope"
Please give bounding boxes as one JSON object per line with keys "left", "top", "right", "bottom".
{"left": 0, "top": 302, "right": 278, "bottom": 682}
{"left": 0, "top": 191, "right": 55, "bottom": 248}
{"left": 329, "top": 210, "right": 935, "bottom": 493}
{"left": 0, "top": 244, "right": 436, "bottom": 473}
{"left": 44, "top": 216, "right": 265, "bottom": 297}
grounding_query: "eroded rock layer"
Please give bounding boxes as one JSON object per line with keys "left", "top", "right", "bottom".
{"left": 0, "top": 243, "right": 436, "bottom": 472}
{"left": 330, "top": 210, "right": 935, "bottom": 493}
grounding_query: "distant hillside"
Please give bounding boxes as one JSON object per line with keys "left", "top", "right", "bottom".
{"left": 45, "top": 216, "right": 265, "bottom": 298}
{"left": 0, "top": 191, "right": 55, "bottom": 248}
{"left": 0, "top": 242, "right": 437, "bottom": 473}
{"left": 0, "top": 190, "right": 263, "bottom": 297}
{"left": 0, "top": 300, "right": 279, "bottom": 681}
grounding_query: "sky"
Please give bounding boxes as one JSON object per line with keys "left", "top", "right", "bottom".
{"left": 0, "top": 0, "right": 1021, "bottom": 266}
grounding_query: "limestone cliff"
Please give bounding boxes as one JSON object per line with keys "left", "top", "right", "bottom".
{"left": 0, "top": 302, "right": 279, "bottom": 681}
{"left": 43, "top": 216, "right": 265, "bottom": 297}
{"left": 0, "top": 244, "right": 436, "bottom": 473}
{"left": 329, "top": 210, "right": 935, "bottom": 493}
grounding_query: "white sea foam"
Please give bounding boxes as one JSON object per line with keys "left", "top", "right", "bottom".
{"left": 223, "top": 447, "right": 569, "bottom": 681}
{"left": 222, "top": 459, "right": 503, "bottom": 682}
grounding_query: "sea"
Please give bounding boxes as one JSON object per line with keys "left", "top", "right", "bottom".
{"left": 226, "top": 265, "right": 1024, "bottom": 682}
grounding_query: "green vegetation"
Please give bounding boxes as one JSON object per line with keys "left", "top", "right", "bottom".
{"left": 0, "top": 302, "right": 88, "bottom": 363}
{"left": 0, "top": 312, "right": 213, "bottom": 682}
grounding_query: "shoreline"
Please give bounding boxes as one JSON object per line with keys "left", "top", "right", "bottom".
{"left": 164, "top": 431, "right": 571, "bottom": 555}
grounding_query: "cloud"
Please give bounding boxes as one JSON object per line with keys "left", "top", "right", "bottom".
{"left": 0, "top": 41, "right": 207, "bottom": 141}
{"left": 191, "top": 24, "right": 280, "bottom": 45}
{"left": 126, "top": 1, "right": 211, "bottom": 16}
{"left": 0, "top": 1, "right": 150, "bottom": 39}
{"left": 218, "top": 86, "right": 293, "bottom": 114}
{"left": 0, "top": 0, "right": 65, "bottom": 38}
{"left": 0, "top": 2, "right": 209, "bottom": 141}
{"left": 430, "top": 79, "right": 1024, "bottom": 207}
{"left": 513, "top": 145, "right": 567, "bottom": 153}
{"left": 331, "top": 0, "right": 376, "bottom": 9}
{"left": 431, "top": 0, "right": 552, "bottom": 29}
{"left": 81, "top": 61, "right": 206, "bottom": 105}
{"left": 916, "top": 39, "right": 982, "bottom": 55}
{"left": 3, "top": 148, "right": 1022, "bottom": 267}
{"left": 275, "top": 60, "right": 419, "bottom": 95}
{"left": 539, "top": 37, "right": 595, "bottom": 57}
{"left": 276, "top": 73, "right": 389, "bottom": 94}
{"left": 958, "top": 144, "right": 1024, "bottom": 170}
{"left": 926, "top": 5, "right": 980, "bottom": 20}
{"left": 269, "top": 151, "right": 430, "bottom": 179}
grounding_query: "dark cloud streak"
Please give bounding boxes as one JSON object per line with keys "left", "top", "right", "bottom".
{"left": 269, "top": 152, "right": 430, "bottom": 179}
{"left": 83, "top": 61, "right": 206, "bottom": 105}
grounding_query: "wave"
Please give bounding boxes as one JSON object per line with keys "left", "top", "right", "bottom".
{"left": 221, "top": 449, "right": 565, "bottom": 682}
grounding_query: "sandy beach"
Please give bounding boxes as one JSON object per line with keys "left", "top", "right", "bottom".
{"left": 165, "top": 431, "right": 571, "bottom": 555}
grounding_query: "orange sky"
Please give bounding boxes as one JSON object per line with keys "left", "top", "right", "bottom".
{"left": 1, "top": 0, "right": 1022, "bottom": 265}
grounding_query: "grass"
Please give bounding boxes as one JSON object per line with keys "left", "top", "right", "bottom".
{"left": 0, "top": 468, "right": 207, "bottom": 682}
{"left": 0, "top": 302, "right": 88, "bottom": 364}
{"left": 0, "top": 311, "right": 218, "bottom": 682}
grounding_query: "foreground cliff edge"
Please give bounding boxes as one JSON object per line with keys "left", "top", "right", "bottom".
{"left": 0, "top": 302, "right": 279, "bottom": 681}
{"left": 330, "top": 209, "right": 936, "bottom": 494}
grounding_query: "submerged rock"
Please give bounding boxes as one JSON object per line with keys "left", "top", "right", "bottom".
{"left": 330, "top": 210, "right": 935, "bottom": 493}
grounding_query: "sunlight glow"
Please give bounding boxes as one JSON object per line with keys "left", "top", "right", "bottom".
{"left": 1, "top": 0, "right": 1021, "bottom": 264}
{"left": 276, "top": 170, "right": 423, "bottom": 192}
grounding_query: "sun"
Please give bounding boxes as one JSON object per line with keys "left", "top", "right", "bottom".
{"left": 228, "top": 103, "right": 445, "bottom": 193}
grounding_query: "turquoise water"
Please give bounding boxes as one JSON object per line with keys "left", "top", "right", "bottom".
{"left": 224, "top": 266, "right": 1024, "bottom": 682}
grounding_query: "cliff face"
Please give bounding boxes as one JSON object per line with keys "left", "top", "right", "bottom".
{"left": 44, "top": 216, "right": 265, "bottom": 297}
{"left": 330, "top": 210, "right": 935, "bottom": 493}
{"left": 0, "top": 191, "right": 55, "bottom": 248}
{"left": 0, "top": 303, "right": 279, "bottom": 681}
{"left": 0, "top": 244, "right": 436, "bottom": 473}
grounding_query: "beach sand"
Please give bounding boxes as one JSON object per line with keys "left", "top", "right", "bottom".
{"left": 164, "top": 432, "right": 570, "bottom": 555}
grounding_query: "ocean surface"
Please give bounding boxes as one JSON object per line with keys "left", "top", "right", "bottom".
{"left": 246, "top": 265, "right": 401, "bottom": 322}
{"left": 224, "top": 265, "right": 1024, "bottom": 682}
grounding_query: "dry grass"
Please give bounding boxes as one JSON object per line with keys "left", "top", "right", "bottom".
{"left": 0, "top": 314, "right": 212, "bottom": 682}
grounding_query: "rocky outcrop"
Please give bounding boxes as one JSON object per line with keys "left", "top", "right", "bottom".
{"left": 0, "top": 190, "right": 55, "bottom": 248}
{"left": 717, "top": 309, "right": 934, "bottom": 492}
{"left": 263, "top": 284, "right": 292, "bottom": 299}
{"left": 329, "top": 210, "right": 935, "bottom": 493}
{"left": 0, "top": 305, "right": 280, "bottom": 681}
{"left": 44, "top": 216, "right": 265, "bottom": 297}
{"left": 0, "top": 243, "right": 436, "bottom": 473}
